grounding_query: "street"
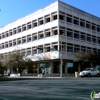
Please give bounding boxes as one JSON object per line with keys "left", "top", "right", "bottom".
{"left": 0, "top": 77, "right": 100, "bottom": 100}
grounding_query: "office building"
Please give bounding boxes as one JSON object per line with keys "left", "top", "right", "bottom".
{"left": 0, "top": 1, "right": 100, "bottom": 76}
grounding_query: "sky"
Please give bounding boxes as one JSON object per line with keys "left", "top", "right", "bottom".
{"left": 0, "top": 0, "right": 100, "bottom": 27}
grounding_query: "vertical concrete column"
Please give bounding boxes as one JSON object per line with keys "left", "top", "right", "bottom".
{"left": 31, "top": 47, "right": 32, "bottom": 56}
{"left": 26, "top": 36, "right": 27, "bottom": 43}
{"left": 37, "top": 63, "right": 40, "bottom": 74}
{"left": 78, "top": 62, "right": 81, "bottom": 72}
{"left": 50, "top": 28, "right": 52, "bottom": 37}
{"left": 65, "top": 61, "right": 68, "bottom": 74}
{"left": 50, "top": 62, "right": 53, "bottom": 74}
{"left": 64, "top": 13, "right": 66, "bottom": 21}
{"left": 31, "top": 33, "right": 32, "bottom": 42}
{"left": 50, "top": 13, "right": 52, "bottom": 22}
{"left": 21, "top": 37, "right": 22, "bottom": 45}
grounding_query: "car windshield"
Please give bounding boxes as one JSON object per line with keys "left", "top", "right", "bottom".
{"left": 83, "top": 68, "right": 91, "bottom": 71}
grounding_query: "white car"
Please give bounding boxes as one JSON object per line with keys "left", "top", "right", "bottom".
{"left": 79, "top": 68, "right": 100, "bottom": 77}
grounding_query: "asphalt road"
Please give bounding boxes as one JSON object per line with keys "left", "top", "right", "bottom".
{"left": 0, "top": 77, "right": 100, "bottom": 100}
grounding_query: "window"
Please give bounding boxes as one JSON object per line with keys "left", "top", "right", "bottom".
{"left": 81, "top": 33, "right": 85, "bottom": 41}
{"left": 5, "top": 31, "right": 9, "bottom": 37}
{"left": 67, "top": 14, "right": 72, "bottom": 23}
{"left": 9, "top": 30, "right": 12, "bottom": 36}
{"left": 0, "top": 45, "right": 1, "bottom": 49}
{"left": 67, "top": 32, "right": 73, "bottom": 37}
{"left": 45, "top": 15, "right": 50, "bottom": 23}
{"left": 33, "top": 49, "right": 37, "bottom": 54}
{"left": 22, "top": 37, "right": 26, "bottom": 43}
{"left": 22, "top": 50, "right": 26, "bottom": 56}
{"left": 97, "top": 25, "right": 100, "bottom": 32}
{"left": 53, "top": 45, "right": 58, "bottom": 51}
{"left": 5, "top": 43, "right": 8, "bottom": 48}
{"left": 17, "top": 39, "right": 21, "bottom": 45}
{"left": 92, "top": 23, "right": 96, "bottom": 31}
{"left": 9, "top": 42, "right": 12, "bottom": 47}
{"left": 2, "top": 33, "right": 5, "bottom": 38}
{"left": 81, "top": 46, "right": 86, "bottom": 54}
{"left": 17, "top": 26, "right": 21, "bottom": 33}
{"left": 13, "top": 28, "right": 17, "bottom": 34}
{"left": 32, "top": 33, "right": 37, "bottom": 41}
{"left": 73, "top": 17, "right": 79, "bottom": 25}
{"left": 87, "top": 35, "right": 91, "bottom": 42}
{"left": 27, "top": 49, "right": 31, "bottom": 55}
{"left": 62, "top": 43, "right": 66, "bottom": 51}
{"left": 67, "top": 46, "right": 73, "bottom": 52}
{"left": 45, "top": 31, "right": 50, "bottom": 37}
{"left": 46, "top": 17, "right": 50, "bottom": 23}
{"left": 98, "top": 38, "right": 100, "bottom": 44}
{"left": 45, "top": 47, "right": 50, "bottom": 52}
{"left": 74, "top": 31, "right": 79, "bottom": 39}
{"left": 53, "top": 15, "right": 57, "bottom": 20}
{"left": 40, "top": 20, "right": 43, "bottom": 25}
{"left": 2, "top": 44, "right": 4, "bottom": 49}
{"left": 98, "top": 49, "right": 100, "bottom": 55}
{"left": 59, "top": 14, "right": 65, "bottom": 20}
{"left": 33, "top": 35, "right": 37, "bottom": 41}
{"left": 87, "top": 47, "right": 91, "bottom": 53}
{"left": 59, "top": 29, "right": 65, "bottom": 35}
{"left": 39, "top": 34, "right": 44, "bottom": 39}
{"left": 27, "top": 22, "right": 32, "bottom": 29}
{"left": 23, "top": 39, "right": 26, "bottom": 43}
{"left": 80, "top": 19, "right": 85, "bottom": 27}
{"left": 92, "top": 37, "right": 96, "bottom": 43}
{"left": 27, "top": 36, "right": 31, "bottom": 42}
{"left": 74, "top": 45, "right": 80, "bottom": 53}
{"left": 39, "top": 18, "right": 44, "bottom": 25}
{"left": 23, "top": 52, "right": 26, "bottom": 56}
{"left": 67, "top": 29, "right": 73, "bottom": 37}
{"left": 22, "top": 24, "right": 26, "bottom": 31}
{"left": 86, "top": 21, "right": 90, "bottom": 29}
{"left": 32, "top": 20, "right": 37, "bottom": 27}
{"left": 13, "top": 40, "right": 16, "bottom": 46}
{"left": 52, "top": 12, "right": 57, "bottom": 21}
{"left": 53, "top": 30, "right": 58, "bottom": 35}
{"left": 67, "top": 43, "right": 73, "bottom": 52}
{"left": 38, "top": 47, "right": 43, "bottom": 53}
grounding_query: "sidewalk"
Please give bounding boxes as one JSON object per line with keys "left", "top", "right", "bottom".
{"left": 0, "top": 75, "right": 76, "bottom": 81}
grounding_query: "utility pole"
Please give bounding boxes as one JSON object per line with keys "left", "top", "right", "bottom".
{"left": 60, "top": 37, "right": 63, "bottom": 78}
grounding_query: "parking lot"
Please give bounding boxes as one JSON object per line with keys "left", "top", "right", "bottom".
{"left": 0, "top": 77, "right": 100, "bottom": 100}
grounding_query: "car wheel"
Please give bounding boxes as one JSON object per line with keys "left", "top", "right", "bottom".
{"left": 97, "top": 73, "right": 100, "bottom": 77}
{"left": 88, "top": 73, "right": 91, "bottom": 77}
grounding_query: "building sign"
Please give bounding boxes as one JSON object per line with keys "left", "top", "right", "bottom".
{"left": 33, "top": 65, "right": 36, "bottom": 68}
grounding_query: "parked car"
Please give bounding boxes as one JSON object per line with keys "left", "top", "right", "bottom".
{"left": 79, "top": 68, "right": 100, "bottom": 77}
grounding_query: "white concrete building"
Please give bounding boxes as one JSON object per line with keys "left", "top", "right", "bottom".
{"left": 0, "top": 1, "right": 100, "bottom": 76}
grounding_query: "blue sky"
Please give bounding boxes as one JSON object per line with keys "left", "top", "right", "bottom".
{"left": 0, "top": 0, "right": 100, "bottom": 27}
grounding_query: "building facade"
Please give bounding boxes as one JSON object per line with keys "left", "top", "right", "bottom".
{"left": 0, "top": 1, "right": 100, "bottom": 76}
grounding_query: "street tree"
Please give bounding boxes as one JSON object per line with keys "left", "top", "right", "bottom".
{"left": 3, "top": 50, "right": 33, "bottom": 76}
{"left": 74, "top": 49, "right": 100, "bottom": 68}
{"left": 0, "top": 61, "right": 5, "bottom": 76}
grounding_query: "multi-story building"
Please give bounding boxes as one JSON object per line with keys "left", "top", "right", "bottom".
{"left": 0, "top": 1, "right": 100, "bottom": 76}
